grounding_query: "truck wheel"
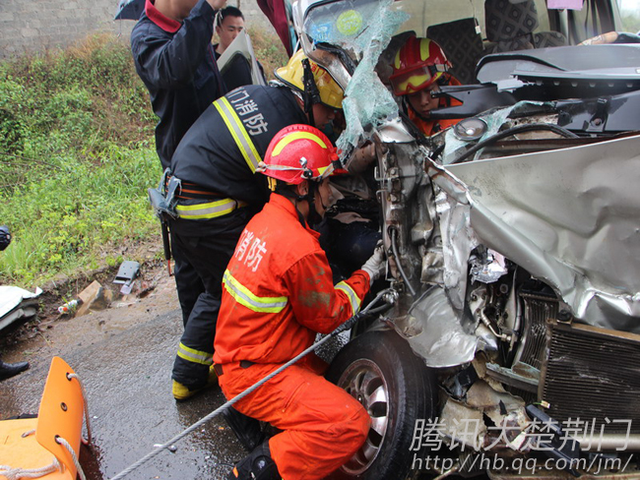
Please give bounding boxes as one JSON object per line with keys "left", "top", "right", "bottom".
{"left": 325, "top": 330, "right": 438, "bottom": 480}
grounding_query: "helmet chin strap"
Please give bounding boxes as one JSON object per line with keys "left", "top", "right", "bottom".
{"left": 277, "top": 182, "right": 320, "bottom": 227}
{"left": 405, "top": 96, "right": 430, "bottom": 121}
{"left": 301, "top": 181, "right": 322, "bottom": 226}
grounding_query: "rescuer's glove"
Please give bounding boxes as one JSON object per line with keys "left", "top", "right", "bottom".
{"left": 361, "top": 241, "right": 385, "bottom": 286}
{"left": 0, "top": 226, "right": 11, "bottom": 252}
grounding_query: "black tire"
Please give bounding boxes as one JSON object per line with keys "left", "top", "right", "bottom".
{"left": 325, "top": 329, "right": 438, "bottom": 480}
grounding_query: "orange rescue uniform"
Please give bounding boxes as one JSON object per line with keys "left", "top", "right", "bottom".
{"left": 214, "top": 193, "right": 371, "bottom": 480}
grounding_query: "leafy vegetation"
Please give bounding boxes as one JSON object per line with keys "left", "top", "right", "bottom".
{"left": 0, "top": 28, "right": 287, "bottom": 289}
{"left": 0, "top": 34, "right": 159, "bottom": 287}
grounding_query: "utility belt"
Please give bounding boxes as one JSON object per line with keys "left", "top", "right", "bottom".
{"left": 148, "top": 169, "right": 246, "bottom": 272}
{"left": 168, "top": 178, "right": 224, "bottom": 201}
{"left": 148, "top": 169, "right": 246, "bottom": 221}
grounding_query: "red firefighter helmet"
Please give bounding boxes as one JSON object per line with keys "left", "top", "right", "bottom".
{"left": 260, "top": 124, "right": 339, "bottom": 185}
{"left": 389, "top": 36, "right": 452, "bottom": 96}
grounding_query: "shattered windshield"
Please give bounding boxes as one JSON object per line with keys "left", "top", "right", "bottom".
{"left": 302, "top": 0, "right": 489, "bottom": 54}
{"left": 302, "top": 0, "right": 409, "bottom": 152}
{"left": 302, "top": 0, "right": 386, "bottom": 56}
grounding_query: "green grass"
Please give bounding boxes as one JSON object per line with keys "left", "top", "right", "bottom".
{"left": 0, "top": 28, "right": 286, "bottom": 289}
{"left": 0, "top": 34, "right": 160, "bottom": 287}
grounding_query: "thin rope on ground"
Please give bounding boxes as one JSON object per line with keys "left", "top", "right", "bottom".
{"left": 109, "top": 289, "right": 392, "bottom": 480}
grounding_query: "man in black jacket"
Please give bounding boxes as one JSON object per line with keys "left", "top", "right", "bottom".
{"left": 131, "top": 0, "right": 227, "bottom": 170}
{"left": 166, "top": 50, "right": 344, "bottom": 401}
{"left": 131, "top": 0, "right": 227, "bottom": 391}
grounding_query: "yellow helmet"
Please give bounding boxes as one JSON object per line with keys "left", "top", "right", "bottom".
{"left": 274, "top": 49, "right": 344, "bottom": 110}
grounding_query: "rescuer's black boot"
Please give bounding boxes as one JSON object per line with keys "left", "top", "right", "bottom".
{"left": 222, "top": 406, "right": 265, "bottom": 452}
{"left": 227, "top": 441, "right": 280, "bottom": 480}
{"left": 0, "top": 360, "right": 29, "bottom": 381}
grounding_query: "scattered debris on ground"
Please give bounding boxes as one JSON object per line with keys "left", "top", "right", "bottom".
{"left": 0, "top": 241, "right": 177, "bottom": 360}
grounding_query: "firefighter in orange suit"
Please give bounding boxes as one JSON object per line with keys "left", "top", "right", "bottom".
{"left": 390, "top": 36, "right": 463, "bottom": 136}
{"left": 213, "top": 124, "right": 386, "bottom": 480}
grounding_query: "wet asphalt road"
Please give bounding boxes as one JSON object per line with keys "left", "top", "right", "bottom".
{"left": 1, "top": 306, "right": 245, "bottom": 480}
{"left": 0, "top": 274, "right": 470, "bottom": 480}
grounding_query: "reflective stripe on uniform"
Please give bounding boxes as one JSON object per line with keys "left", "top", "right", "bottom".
{"left": 177, "top": 342, "right": 213, "bottom": 366}
{"left": 175, "top": 198, "right": 246, "bottom": 220}
{"left": 223, "top": 270, "right": 288, "bottom": 313}
{"left": 214, "top": 97, "right": 262, "bottom": 173}
{"left": 335, "top": 281, "right": 362, "bottom": 316}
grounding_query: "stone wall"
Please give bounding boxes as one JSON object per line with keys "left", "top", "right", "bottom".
{"left": 0, "top": 0, "right": 272, "bottom": 60}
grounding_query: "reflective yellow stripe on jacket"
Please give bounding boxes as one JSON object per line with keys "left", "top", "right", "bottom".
{"left": 335, "top": 281, "right": 362, "bottom": 316}
{"left": 223, "top": 270, "right": 288, "bottom": 313}
{"left": 176, "top": 199, "right": 246, "bottom": 220}
{"left": 214, "top": 97, "right": 262, "bottom": 173}
{"left": 177, "top": 342, "right": 213, "bottom": 366}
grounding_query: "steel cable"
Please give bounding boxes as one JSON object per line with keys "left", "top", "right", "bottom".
{"left": 109, "top": 288, "right": 394, "bottom": 480}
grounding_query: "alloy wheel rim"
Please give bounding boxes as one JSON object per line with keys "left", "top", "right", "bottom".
{"left": 337, "top": 358, "right": 390, "bottom": 475}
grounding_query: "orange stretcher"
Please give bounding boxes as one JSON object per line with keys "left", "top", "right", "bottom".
{"left": 0, "top": 356, "right": 87, "bottom": 480}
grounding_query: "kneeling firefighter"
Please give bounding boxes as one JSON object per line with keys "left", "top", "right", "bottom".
{"left": 214, "top": 124, "right": 386, "bottom": 480}
{"left": 148, "top": 49, "right": 345, "bottom": 408}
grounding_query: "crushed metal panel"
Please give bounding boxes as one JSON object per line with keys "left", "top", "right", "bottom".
{"left": 439, "top": 380, "right": 527, "bottom": 452}
{"left": 439, "top": 397, "right": 486, "bottom": 451}
{"left": 445, "top": 134, "right": 640, "bottom": 331}
{"left": 424, "top": 157, "right": 479, "bottom": 311}
{"left": 395, "top": 286, "right": 478, "bottom": 368}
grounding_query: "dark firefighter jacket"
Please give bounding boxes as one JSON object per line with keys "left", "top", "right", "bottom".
{"left": 170, "top": 84, "right": 307, "bottom": 209}
{"left": 131, "top": 0, "right": 226, "bottom": 170}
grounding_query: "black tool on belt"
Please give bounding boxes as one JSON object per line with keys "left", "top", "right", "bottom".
{"left": 149, "top": 170, "right": 228, "bottom": 275}
{"left": 148, "top": 169, "right": 182, "bottom": 275}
